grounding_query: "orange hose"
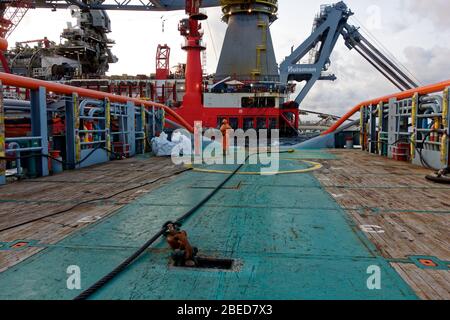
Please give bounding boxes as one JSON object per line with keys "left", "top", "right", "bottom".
{"left": 0, "top": 38, "right": 7, "bottom": 51}
{"left": 0, "top": 72, "right": 194, "bottom": 132}
{"left": 322, "top": 79, "right": 450, "bottom": 135}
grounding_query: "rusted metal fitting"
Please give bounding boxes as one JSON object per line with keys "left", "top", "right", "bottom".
{"left": 165, "top": 223, "right": 198, "bottom": 267}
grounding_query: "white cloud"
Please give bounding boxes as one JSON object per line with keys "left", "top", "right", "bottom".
{"left": 404, "top": 46, "right": 450, "bottom": 84}
{"left": 406, "top": 0, "right": 450, "bottom": 29}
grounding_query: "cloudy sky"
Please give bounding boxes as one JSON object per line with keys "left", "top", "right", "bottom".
{"left": 9, "top": 0, "right": 450, "bottom": 116}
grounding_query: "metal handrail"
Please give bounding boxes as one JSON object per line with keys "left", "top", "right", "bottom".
{"left": 323, "top": 79, "right": 450, "bottom": 135}
{"left": 0, "top": 72, "right": 194, "bottom": 132}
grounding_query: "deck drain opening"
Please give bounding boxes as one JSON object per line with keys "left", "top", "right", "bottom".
{"left": 171, "top": 257, "right": 235, "bottom": 270}
{"left": 197, "top": 257, "right": 234, "bottom": 270}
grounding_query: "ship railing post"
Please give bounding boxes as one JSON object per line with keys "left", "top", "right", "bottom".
{"left": 140, "top": 105, "right": 146, "bottom": 154}
{"left": 127, "top": 101, "right": 136, "bottom": 157}
{"left": 441, "top": 87, "right": 449, "bottom": 167}
{"left": 0, "top": 81, "right": 5, "bottom": 185}
{"left": 387, "top": 98, "right": 398, "bottom": 159}
{"left": 160, "top": 108, "right": 166, "bottom": 134}
{"left": 134, "top": 104, "right": 145, "bottom": 155}
{"left": 105, "top": 98, "right": 111, "bottom": 157}
{"left": 65, "top": 93, "right": 79, "bottom": 170}
{"left": 377, "top": 102, "right": 383, "bottom": 156}
{"left": 410, "top": 93, "right": 418, "bottom": 162}
{"left": 30, "top": 86, "right": 49, "bottom": 177}
{"left": 369, "top": 104, "right": 377, "bottom": 154}
{"left": 152, "top": 106, "right": 156, "bottom": 137}
{"left": 359, "top": 106, "right": 364, "bottom": 151}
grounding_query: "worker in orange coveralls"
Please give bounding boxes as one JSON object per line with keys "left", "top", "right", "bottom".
{"left": 194, "top": 121, "right": 202, "bottom": 157}
{"left": 220, "top": 119, "right": 232, "bottom": 155}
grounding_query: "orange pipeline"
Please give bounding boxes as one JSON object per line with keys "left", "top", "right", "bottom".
{"left": 322, "top": 79, "right": 450, "bottom": 135}
{"left": 0, "top": 38, "right": 7, "bottom": 51}
{"left": 0, "top": 72, "right": 194, "bottom": 132}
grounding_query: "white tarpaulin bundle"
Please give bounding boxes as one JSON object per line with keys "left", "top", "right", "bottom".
{"left": 151, "top": 131, "right": 193, "bottom": 157}
{"left": 151, "top": 132, "right": 176, "bottom": 157}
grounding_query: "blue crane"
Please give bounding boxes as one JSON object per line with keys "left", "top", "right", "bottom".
{"left": 10, "top": 0, "right": 221, "bottom": 11}
{"left": 279, "top": 1, "right": 419, "bottom": 105}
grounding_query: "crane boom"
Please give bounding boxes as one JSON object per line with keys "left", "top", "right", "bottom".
{"left": 0, "top": 0, "right": 220, "bottom": 39}
{"left": 280, "top": 1, "right": 420, "bottom": 105}
{"left": 3, "top": 0, "right": 220, "bottom": 11}
{"left": 0, "top": 0, "right": 33, "bottom": 38}
{"left": 341, "top": 23, "right": 419, "bottom": 90}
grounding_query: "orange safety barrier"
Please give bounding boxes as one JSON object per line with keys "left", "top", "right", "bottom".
{"left": 322, "top": 79, "right": 450, "bottom": 135}
{"left": 0, "top": 72, "right": 194, "bottom": 132}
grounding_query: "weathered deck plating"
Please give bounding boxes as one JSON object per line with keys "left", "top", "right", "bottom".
{"left": 0, "top": 150, "right": 448, "bottom": 300}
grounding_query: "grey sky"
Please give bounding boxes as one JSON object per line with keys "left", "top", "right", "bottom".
{"left": 9, "top": 0, "right": 450, "bottom": 116}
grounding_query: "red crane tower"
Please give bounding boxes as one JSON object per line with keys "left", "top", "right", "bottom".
{"left": 0, "top": 0, "right": 32, "bottom": 38}
{"left": 155, "top": 44, "right": 171, "bottom": 80}
{"left": 0, "top": 0, "right": 33, "bottom": 73}
{"left": 177, "top": 0, "right": 207, "bottom": 119}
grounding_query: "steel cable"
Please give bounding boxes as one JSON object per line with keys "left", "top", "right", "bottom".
{"left": 73, "top": 150, "right": 294, "bottom": 300}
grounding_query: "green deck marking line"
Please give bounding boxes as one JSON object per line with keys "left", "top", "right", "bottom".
{"left": 387, "top": 257, "right": 450, "bottom": 270}
{"left": 408, "top": 256, "right": 450, "bottom": 270}
{"left": 329, "top": 185, "right": 450, "bottom": 190}
{"left": 346, "top": 208, "right": 450, "bottom": 215}
{"left": 0, "top": 150, "right": 418, "bottom": 300}
{"left": 326, "top": 173, "right": 440, "bottom": 176}
{"left": 0, "top": 240, "right": 39, "bottom": 251}
{"left": 0, "top": 199, "right": 119, "bottom": 206}
{"left": 22, "top": 180, "right": 137, "bottom": 185}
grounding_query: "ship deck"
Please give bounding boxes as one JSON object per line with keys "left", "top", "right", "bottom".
{"left": 0, "top": 150, "right": 449, "bottom": 300}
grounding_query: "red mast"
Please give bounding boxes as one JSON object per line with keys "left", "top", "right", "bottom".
{"left": 155, "top": 44, "right": 170, "bottom": 80}
{"left": 179, "top": 0, "right": 207, "bottom": 121}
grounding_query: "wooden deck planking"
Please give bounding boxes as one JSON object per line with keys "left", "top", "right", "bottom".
{"left": 392, "top": 263, "right": 450, "bottom": 300}
{"left": 315, "top": 150, "right": 450, "bottom": 300}
{"left": 0, "top": 149, "right": 448, "bottom": 299}
{"left": 0, "top": 156, "right": 185, "bottom": 272}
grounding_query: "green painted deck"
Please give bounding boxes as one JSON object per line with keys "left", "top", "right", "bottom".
{"left": 0, "top": 151, "right": 421, "bottom": 299}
